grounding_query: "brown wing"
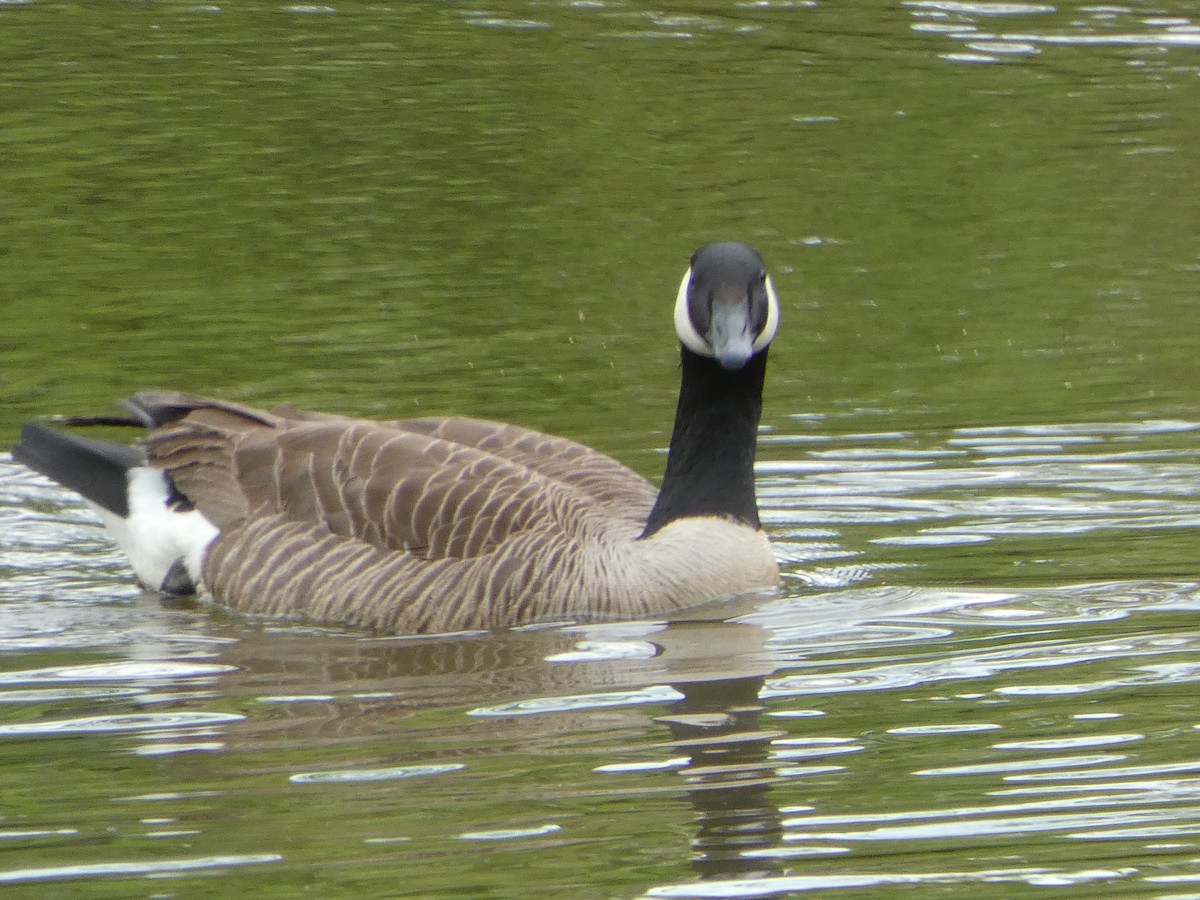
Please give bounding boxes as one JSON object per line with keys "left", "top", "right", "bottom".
{"left": 135, "top": 393, "right": 655, "bottom": 561}
{"left": 265, "top": 403, "right": 659, "bottom": 511}
{"left": 136, "top": 396, "right": 280, "bottom": 527}
{"left": 395, "top": 417, "right": 658, "bottom": 512}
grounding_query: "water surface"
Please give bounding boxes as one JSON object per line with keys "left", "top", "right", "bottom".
{"left": 4, "top": 0, "right": 1200, "bottom": 896}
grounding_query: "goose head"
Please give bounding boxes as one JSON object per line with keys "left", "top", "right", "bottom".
{"left": 673, "top": 242, "right": 780, "bottom": 372}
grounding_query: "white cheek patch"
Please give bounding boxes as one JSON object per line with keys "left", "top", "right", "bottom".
{"left": 753, "top": 275, "right": 780, "bottom": 353}
{"left": 673, "top": 267, "right": 714, "bottom": 358}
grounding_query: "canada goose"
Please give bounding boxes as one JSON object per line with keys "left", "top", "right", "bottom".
{"left": 12, "top": 242, "right": 781, "bottom": 633}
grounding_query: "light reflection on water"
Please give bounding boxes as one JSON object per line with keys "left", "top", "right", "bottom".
{"left": 906, "top": 0, "right": 1200, "bottom": 67}
{"left": 0, "top": 854, "right": 284, "bottom": 888}
{"left": 3, "top": 413, "right": 1200, "bottom": 894}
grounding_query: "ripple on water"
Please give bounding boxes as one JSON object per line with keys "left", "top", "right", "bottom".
{"left": 463, "top": 16, "right": 551, "bottom": 29}
{"left": 7, "top": 409, "right": 1200, "bottom": 895}
{"left": 915, "top": 753, "right": 1128, "bottom": 777}
{"left": 762, "top": 419, "right": 1200, "bottom": 570}
{"left": 992, "top": 734, "right": 1146, "bottom": 751}
{"left": 940, "top": 51, "right": 1002, "bottom": 63}
{"left": 457, "top": 824, "right": 562, "bottom": 840}
{"left": 905, "top": 582, "right": 1200, "bottom": 626}
{"left": 0, "top": 687, "right": 145, "bottom": 703}
{"left": 872, "top": 533, "right": 994, "bottom": 546}
{"left": 785, "top": 564, "right": 907, "bottom": 589}
{"left": 289, "top": 764, "right": 466, "bottom": 784}
{"left": 887, "top": 723, "right": 1003, "bottom": 735}
{"left": 135, "top": 741, "right": 226, "bottom": 757}
{"left": 909, "top": 0, "right": 1200, "bottom": 65}
{"left": 780, "top": 802, "right": 1193, "bottom": 842}
{"left": 594, "top": 757, "right": 691, "bottom": 774}
{"left": 742, "top": 585, "right": 1009, "bottom": 633}
{"left": 992, "top": 776, "right": 1200, "bottom": 801}
{"left": 0, "top": 854, "right": 282, "bottom": 885}
{"left": 1004, "top": 760, "right": 1200, "bottom": 783}
{"left": 770, "top": 739, "right": 864, "bottom": 762}
{"left": 0, "top": 661, "right": 237, "bottom": 684}
{"left": 544, "top": 640, "right": 660, "bottom": 663}
{"left": 905, "top": 1, "right": 1056, "bottom": 14}
{"left": 967, "top": 39, "right": 1040, "bottom": 54}
{"left": 643, "top": 865, "right": 1134, "bottom": 897}
{"left": 0, "top": 711, "right": 245, "bottom": 737}
{"left": 468, "top": 685, "right": 683, "bottom": 717}
{"left": 763, "top": 630, "right": 1200, "bottom": 698}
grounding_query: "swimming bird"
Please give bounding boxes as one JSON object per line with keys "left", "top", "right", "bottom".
{"left": 12, "top": 242, "right": 781, "bottom": 633}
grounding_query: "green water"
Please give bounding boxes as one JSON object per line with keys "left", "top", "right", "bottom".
{"left": 6, "top": 0, "right": 1200, "bottom": 441}
{"left": 5, "top": 0, "right": 1200, "bottom": 896}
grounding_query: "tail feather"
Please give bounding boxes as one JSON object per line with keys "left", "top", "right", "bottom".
{"left": 11, "top": 422, "right": 145, "bottom": 517}
{"left": 124, "top": 391, "right": 279, "bottom": 429}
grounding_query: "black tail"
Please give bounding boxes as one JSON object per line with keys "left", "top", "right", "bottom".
{"left": 11, "top": 423, "right": 146, "bottom": 517}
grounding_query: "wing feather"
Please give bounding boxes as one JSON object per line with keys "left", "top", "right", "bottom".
{"left": 132, "top": 395, "right": 653, "bottom": 568}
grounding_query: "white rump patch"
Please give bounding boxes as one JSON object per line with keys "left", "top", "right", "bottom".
{"left": 87, "top": 467, "right": 219, "bottom": 592}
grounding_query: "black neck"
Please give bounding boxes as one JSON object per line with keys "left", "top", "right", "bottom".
{"left": 641, "top": 346, "right": 767, "bottom": 538}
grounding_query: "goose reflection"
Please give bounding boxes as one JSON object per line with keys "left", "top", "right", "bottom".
{"left": 654, "top": 675, "right": 787, "bottom": 881}
{"left": 200, "top": 605, "right": 798, "bottom": 886}
{"left": 561, "top": 617, "right": 797, "bottom": 886}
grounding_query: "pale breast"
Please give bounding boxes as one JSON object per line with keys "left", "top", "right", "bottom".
{"left": 571, "top": 516, "right": 780, "bottom": 620}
